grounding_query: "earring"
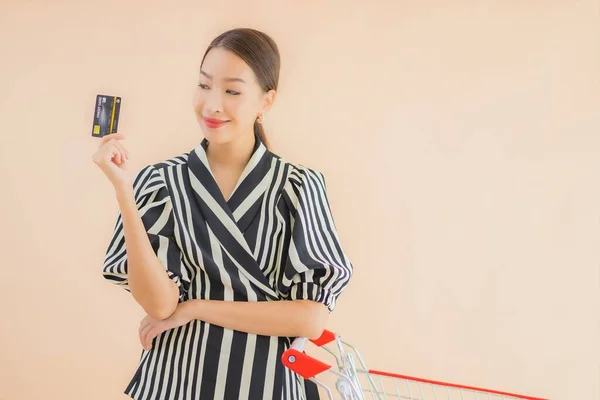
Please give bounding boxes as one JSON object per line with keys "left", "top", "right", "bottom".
{"left": 257, "top": 113, "right": 264, "bottom": 123}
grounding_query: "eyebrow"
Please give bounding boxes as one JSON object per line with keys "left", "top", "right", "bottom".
{"left": 200, "top": 70, "right": 246, "bottom": 84}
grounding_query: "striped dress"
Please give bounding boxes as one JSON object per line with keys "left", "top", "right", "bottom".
{"left": 102, "top": 135, "right": 353, "bottom": 400}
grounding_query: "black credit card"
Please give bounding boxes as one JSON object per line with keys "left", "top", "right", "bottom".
{"left": 92, "top": 94, "right": 121, "bottom": 137}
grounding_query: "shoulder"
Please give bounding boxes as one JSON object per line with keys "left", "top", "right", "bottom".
{"left": 153, "top": 152, "right": 191, "bottom": 170}
{"left": 275, "top": 157, "right": 335, "bottom": 215}
{"left": 133, "top": 151, "right": 191, "bottom": 198}
{"left": 144, "top": 151, "right": 191, "bottom": 176}
{"left": 275, "top": 155, "right": 328, "bottom": 194}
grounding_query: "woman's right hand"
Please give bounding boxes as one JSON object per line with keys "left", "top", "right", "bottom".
{"left": 92, "top": 134, "right": 134, "bottom": 193}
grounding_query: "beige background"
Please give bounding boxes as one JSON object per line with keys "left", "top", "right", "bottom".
{"left": 1, "top": 1, "right": 598, "bottom": 399}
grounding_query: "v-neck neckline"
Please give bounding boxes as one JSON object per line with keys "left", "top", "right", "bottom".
{"left": 188, "top": 134, "right": 274, "bottom": 225}
{"left": 185, "top": 135, "right": 279, "bottom": 298}
{"left": 194, "top": 135, "right": 265, "bottom": 205}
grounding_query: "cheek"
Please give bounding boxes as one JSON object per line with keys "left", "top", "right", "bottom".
{"left": 192, "top": 90, "right": 204, "bottom": 113}
{"left": 223, "top": 98, "right": 242, "bottom": 118}
{"left": 225, "top": 97, "right": 257, "bottom": 122}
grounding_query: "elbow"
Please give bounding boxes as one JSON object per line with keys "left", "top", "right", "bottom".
{"left": 145, "top": 302, "right": 177, "bottom": 320}
{"left": 130, "top": 274, "right": 180, "bottom": 320}
{"left": 131, "top": 290, "right": 178, "bottom": 320}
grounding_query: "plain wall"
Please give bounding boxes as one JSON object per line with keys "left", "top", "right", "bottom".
{"left": 1, "top": 1, "right": 598, "bottom": 399}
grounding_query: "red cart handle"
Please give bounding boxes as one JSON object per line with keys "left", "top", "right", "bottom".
{"left": 281, "top": 330, "right": 335, "bottom": 379}
{"left": 309, "top": 329, "right": 336, "bottom": 347}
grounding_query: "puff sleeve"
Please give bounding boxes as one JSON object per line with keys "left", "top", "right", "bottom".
{"left": 102, "top": 164, "right": 191, "bottom": 301}
{"left": 279, "top": 167, "right": 353, "bottom": 312}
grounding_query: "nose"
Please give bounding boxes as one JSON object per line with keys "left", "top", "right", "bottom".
{"left": 204, "top": 89, "right": 224, "bottom": 114}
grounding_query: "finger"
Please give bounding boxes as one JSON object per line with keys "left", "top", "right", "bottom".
{"left": 93, "top": 135, "right": 125, "bottom": 163}
{"left": 112, "top": 140, "right": 129, "bottom": 163}
{"left": 101, "top": 133, "right": 124, "bottom": 145}
{"left": 140, "top": 324, "right": 151, "bottom": 350}
{"left": 146, "top": 328, "right": 157, "bottom": 350}
{"left": 93, "top": 143, "right": 115, "bottom": 165}
{"left": 97, "top": 143, "right": 118, "bottom": 164}
{"left": 103, "top": 142, "right": 126, "bottom": 165}
{"left": 139, "top": 316, "right": 151, "bottom": 329}
{"left": 98, "top": 134, "right": 124, "bottom": 150}
{"left": 139, "top": 323, "right": 154, "bottom": 350}
{"left": 138, "top": 324, "right": 145, "bottom": 348}
{"left": 112, "top": 140, "right": 129, "bottom": 161}
{"left": 141, "top": 323, "right": 155, "bottom": 350}
{"left": 103, "top": 143, "right": 121, "bottom": 165}
{"left": 139, "top": 317, "right": 152, "bottom": 333}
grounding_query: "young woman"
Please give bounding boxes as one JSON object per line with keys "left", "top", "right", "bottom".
{"left": 93, "top": 28, "right": 353, "bottom": 400}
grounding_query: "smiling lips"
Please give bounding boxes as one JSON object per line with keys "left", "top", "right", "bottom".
{"left": 203, "top": 117, "right": 230, "bottom": 129}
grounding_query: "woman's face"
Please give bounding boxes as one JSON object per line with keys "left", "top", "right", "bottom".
{"left": 193, "top": 47, "right": 274, "bottom": 146}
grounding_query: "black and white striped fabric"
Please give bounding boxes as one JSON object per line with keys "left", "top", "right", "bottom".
{"left": 102, "top": 135, "right": 353, "bottom": 400}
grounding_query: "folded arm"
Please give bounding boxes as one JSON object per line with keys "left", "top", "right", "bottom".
{"left": 179, "top": 299, "right": 329, "bottom": 339}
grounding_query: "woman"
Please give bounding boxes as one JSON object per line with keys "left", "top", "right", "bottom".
{"left": 93, "top": 28, "right": 353, "bottom": 400}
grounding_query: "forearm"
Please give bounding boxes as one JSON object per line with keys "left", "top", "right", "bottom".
{"left": 116, "top": 187, "right": 179, "bottom": 320}
{"left": 181, "top": 299, "right": 329, "bottom": 339}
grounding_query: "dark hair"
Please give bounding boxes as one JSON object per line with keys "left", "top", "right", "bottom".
{"left": 200, "top": 28, "right": 280, "bottom": 149}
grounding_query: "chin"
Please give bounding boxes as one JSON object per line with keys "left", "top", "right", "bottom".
{"left": 201, "top": 128, "right": 235, "bottom": 145}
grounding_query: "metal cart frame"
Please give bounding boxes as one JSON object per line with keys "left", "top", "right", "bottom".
{"left": 282, "top": 330, "right": 548, "bottom": 400}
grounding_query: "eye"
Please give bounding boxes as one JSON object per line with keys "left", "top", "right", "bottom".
{"left": 226, "top": 90, "right": 241, "bottom": 95}
{"left": 198, "top": 83, "right": 209, "bottom": 89}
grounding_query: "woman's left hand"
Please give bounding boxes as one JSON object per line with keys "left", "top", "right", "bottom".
{"left": 138, "top": 302, "right": 191, "bottom": 350}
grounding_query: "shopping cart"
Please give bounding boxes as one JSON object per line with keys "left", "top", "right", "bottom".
{"left": 282, "top": 330, "right": 548, "bottom": 400}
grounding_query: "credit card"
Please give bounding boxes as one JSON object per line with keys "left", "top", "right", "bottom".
{"left": 92, "top": 94, "right": 121, "bottom": 137}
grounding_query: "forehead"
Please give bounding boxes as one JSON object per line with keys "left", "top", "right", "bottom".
{"left": 201, "top": 47, "right": 257, "bottom": 83}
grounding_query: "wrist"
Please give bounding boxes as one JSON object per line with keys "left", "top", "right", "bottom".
{"left": 114, "top": 184, "right": 134, "bottom": 202}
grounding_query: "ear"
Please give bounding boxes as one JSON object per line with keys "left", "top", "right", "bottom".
{"left": 260, "top": 89, "right": 277, "bottom": 114}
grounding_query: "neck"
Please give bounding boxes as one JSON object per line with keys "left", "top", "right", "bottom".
{"left": 205, "top": 133, "right": 256, "bottom": 169}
